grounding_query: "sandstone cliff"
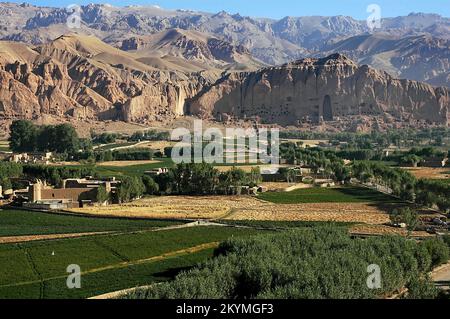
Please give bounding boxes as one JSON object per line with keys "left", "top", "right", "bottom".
{"left": 189, "top": 54, "right": 450, "bottom": 127}
{"left": 0, "top": 34, "right": 222, "bottom": 123}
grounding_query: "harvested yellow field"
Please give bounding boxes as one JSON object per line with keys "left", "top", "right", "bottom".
{"left": 0, "top": 231, "right": 111, "bottom": 244}
{"left": 68, "top": 196, "right": 235, "bottom": 219}
{"left": 225, "top": 202, "right": 390, "bottom": 224}
{"left": 97, "top": 160, "right": 161, "bottom": 167}
{"left": 403, "top": 167, "right": 450, "bottom": 180}
{"left": 69, "top": 195, "right": 390, "bottom": 224}
{"left": 350, "top": 224, "right": 432, "bottom": 238}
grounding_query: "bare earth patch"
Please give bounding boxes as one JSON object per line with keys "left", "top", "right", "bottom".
{"left": 69, "top": 196, "right": 390, "bottom": 224}
{"left": 97, "top": 160, "right": 161, "bottom": 167}
{"left": 0, "top": 231, "right": 111, "bottom": 244}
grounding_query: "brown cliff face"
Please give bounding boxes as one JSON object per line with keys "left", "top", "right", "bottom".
{"left": 0, "top": 35, "right": 448, "bottom": 130}
{"left": 189, "top": 54, "right": 450, "bottom": 126}
{"left": 0, "top": 34, "right": 222, "bottom": 123}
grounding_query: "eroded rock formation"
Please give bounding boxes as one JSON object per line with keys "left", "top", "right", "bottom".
{"left": 189, "top": 54, "right": 450, "bottom": 126}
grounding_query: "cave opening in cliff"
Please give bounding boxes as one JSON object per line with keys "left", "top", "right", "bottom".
{"left": 323, "top": 95, "right": 333, "bottom": 121}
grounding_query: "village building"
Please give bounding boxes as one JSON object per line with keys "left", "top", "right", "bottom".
{"left": 9, "top": 152, "right": 53, "bottom": 164}
{"left": 144, "top": 167, "right": 169, "bottom": 177}
{"left": 24, "top": 177, "right": 120, "bottom": 209}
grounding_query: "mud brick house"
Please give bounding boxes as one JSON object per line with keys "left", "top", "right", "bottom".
{"left": 26, "top": 178, "right": 120, "bottom": 209}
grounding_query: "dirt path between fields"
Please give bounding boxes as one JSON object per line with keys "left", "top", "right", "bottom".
{"left": 88, "top": 284, "right": 156, "bottom": 299}
{"left": 0, "top": 232, "right": 112, "bottom": 244}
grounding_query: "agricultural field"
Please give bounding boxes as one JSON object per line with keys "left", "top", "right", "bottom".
{"left": 93, "top": 158, "right": 174, "bottom": 176}
{"left": 403, "top": 167, "right": 450, "bottom": 180}
{"left": 0, "top": 140, "right": 10, "bottom": 152}
{"left": 96, "top": 160, "right": 162, "bottom": 167}
{"left": 257, "top": 186, "right": 397, "bottom": 204}
{"left": 0, "top": 209, "right": 181, "bottom": 237}
{"left": 0, "top": 222, "right": 265, "bottom": 299}
{"left": 68, "top": 186, "right": 397, "bottom": 225}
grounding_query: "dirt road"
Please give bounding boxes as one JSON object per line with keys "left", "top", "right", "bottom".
{"left": 432, "top": 262, "right": 450, "bottom": 290}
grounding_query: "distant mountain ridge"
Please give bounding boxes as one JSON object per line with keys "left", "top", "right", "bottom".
{"left": 0, "top": 3, "right": 449, "bottom": 87}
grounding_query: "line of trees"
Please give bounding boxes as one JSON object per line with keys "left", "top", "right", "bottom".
{"left": 96, "top": 148, "right": 155, "bottom": 162}
{"left": 352, "top": 161, "right": 450, "bottom": 211}
{"left": 280, "top": 127, "right": 450, "bottom": 149}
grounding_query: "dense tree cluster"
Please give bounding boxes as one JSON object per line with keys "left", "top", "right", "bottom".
{"left": 128, "top": 227, "right": 449, "bottom": 299}
{"left": 22, "top": 165, "right": 95, "bottom": 186}
{"left": 114, "top": 176, "right": 145, "bottom": 203}
{"left": 92, "top": 132, "right": 119, "bottom": 145}
{"left": 9, "top": 120, "right": 84, "bottom": 155}
{"left": 0, "top": 162, "right": 23, "bottom": 190}
{"left": 280, "top": 143, "right": 350, "bottom": 182}
{"left": 152, "top": 163, "right": 261, "bottom": 195}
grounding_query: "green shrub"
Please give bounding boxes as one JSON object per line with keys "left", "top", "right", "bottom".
{"left": 422, "top": 238, "right": 450, "bottom": 267}
{"left": 405, "top": 275, "right": 439, "bottom": 299}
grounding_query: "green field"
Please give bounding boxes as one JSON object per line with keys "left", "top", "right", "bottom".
{"left": 0, "top": 209, "right": 182, "bottom": 237}
{"left": 0, "top": 225, "right": 265, "bottom": 298}
{"left": 258, "top": 186, "right": 398, "bottom": 204}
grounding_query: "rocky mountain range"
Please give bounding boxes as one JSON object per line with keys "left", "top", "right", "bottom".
{"left": 0, "top": 3, "right": 449, "bottom": 86}
{"left": 0, "top": 2, "right": 449, "bottom": 131}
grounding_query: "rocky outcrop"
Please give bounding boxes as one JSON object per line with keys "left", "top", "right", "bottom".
{"left": 118, "top": 29, "right": 264, "bottom": 70}
{"left": 189, "top": 54, "right": 450, "bottom": 126}
{"left": 0, "top": 35, "right": 218, "bottom": 123}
